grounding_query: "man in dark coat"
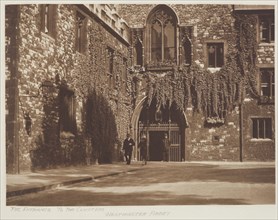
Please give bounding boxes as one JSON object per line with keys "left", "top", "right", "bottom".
{"left": 123, "top": 133, "right": 135, "bottom": 165}
{"left": 138, "top": 135, "right": 147, "bottom": 165}
{"left": 162, "top": 133, "right": 170, "bottom": 162}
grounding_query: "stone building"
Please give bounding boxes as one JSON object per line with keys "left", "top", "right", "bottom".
{"left": 5, "top": 4, "right": 275, "bottom": 173}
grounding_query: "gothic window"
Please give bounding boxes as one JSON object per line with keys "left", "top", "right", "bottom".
{"left": 148, "top": 6, "right": 177, "bottom": 65}
{"left": 252, "top": 118, "right": 272, "bottom": 139}
{"left": 76, "top": 11, "right": 87, "bottom": 53}
{"left": 259, "top": 15, "right": 274, "bottom": 43}
{"left": 41, "top": 4, "right": 56, "bottom": 38}
{"left": 207, "top": 43, "right": 224, "bottom": 68}
{"left": 260, "top": 68, "right": 275, "bottom": 98}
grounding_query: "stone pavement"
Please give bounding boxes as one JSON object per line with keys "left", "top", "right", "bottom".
{"left": 5, "top": 161, "right": 276, "bottom": 199}
{"left": 6, "top": 162, "right": 144, "bottom": 198}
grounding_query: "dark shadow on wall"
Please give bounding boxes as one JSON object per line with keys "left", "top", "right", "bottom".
{"left": 30, "top": 85, "right": 120, "bottom": 169}
{"left": 85, "top": 89, "right": 118, "bottom": 164}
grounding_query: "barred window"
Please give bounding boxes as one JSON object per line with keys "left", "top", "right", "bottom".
{"left": 252, "top": 118, "right": 272, "bottom": 139}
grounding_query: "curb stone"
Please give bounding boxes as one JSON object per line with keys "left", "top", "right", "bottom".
{"left": 6, "top": 168, "right": 142, "bottom": 198}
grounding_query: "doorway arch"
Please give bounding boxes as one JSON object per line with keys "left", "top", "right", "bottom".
{"left": 131, "top": 97, "right": 188, "bottom": 161}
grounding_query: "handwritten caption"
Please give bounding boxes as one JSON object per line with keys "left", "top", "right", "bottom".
{"left": 11, "top": 207, "right": 171, "bottom": 217}
{"left": 10, "top": 207, "right": 105, "bottom": 213}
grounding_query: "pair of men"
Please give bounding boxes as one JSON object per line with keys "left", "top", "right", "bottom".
{"left": 123, "top": 133, "right": 147, "bottom": 165}
{"left": 123, "top": 132, "right": 170, "bottom": 164}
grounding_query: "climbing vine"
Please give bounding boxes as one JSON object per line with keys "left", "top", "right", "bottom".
{"left": 132, "top": 13, "right": 259, "bottom": 125}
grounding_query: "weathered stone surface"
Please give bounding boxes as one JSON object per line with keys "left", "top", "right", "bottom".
{"left": 5, "top": 4, "right": 275, "bottom": 172}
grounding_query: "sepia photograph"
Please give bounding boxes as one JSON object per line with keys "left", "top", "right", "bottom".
{"left": 1, "top": 0, "right": 277, "bottom": 219}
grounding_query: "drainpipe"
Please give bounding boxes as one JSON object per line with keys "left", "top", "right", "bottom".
{"left": 239, "top": 103, "right": 243, "bottom": 162}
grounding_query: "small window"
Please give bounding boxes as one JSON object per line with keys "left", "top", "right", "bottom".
{"left": 41, "top": 4, "right": 56, "bottom": 38}
{"left": 259, "top": 15, "right": 274, "bottom": 43}
{"left": 207, "top": 43, "right": 224, "bottom": 68}
{"left": 182, "top": 37, "right": 192, "bottom": 65}
{"left": 260, "top": 68, "right": 275, "bottom": 98}
{"left": 252, "top": 118, "right": 272, "bottom": 139}
{"left": 76, "top": 12, "right": 86, "bottom": 53}
{"left": 135, "top": 40, "right": 143, "bottom": 66}
{"left": 107, "top": 47, "right": 114, "bottom": 88}
{"left": 122, "top": 58, "right": 128, "bottom": 93}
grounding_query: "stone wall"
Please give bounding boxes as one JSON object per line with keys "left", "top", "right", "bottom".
{"left": 185, "top": 108, "right": 240, "bottom": 161}
{"left": 6, "top": 4, "right": 132, "bottom": 172}
{"left": 6, "top": 4, "right": 275, "bottom": 172}
{"left": 242, "top": 100, "right": 275, "bottom": 161}
{"left": 119, "top": 4, "right": 237, "bottom": 64}
{"left": 120, "top": 4, "right": 275, "bottom": 162}
{"left": 257, "top": 44, "right": 275, "bottom": 65}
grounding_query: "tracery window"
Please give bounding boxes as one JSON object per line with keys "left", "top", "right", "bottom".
{"left": 147, "top": 6, "right": 177, "bottom": 65}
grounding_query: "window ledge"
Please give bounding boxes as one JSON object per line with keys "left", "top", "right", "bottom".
{"left": 41, "top": 32, "right": 55, "bottom": 42}
{"left": 207, "top": 68, "right": 221, "bottom": 73}
{"left": 258, "top": 96, "right": 275, "bottom": 105}
{"left": 146, "top": 66, "right": 174, "bottom": 71}
{"left": 250, "top": 138, "right": 272, "bottom": 142}
{"left": 258, "top": 42, "right": 275, "bottom": 47}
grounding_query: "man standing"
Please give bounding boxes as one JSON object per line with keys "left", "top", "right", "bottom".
{"left": 123, "top": 133, "right": 135, "bottom": 165}
{"left": 162, "top": 133, "right": 170, "bottom": 162}
{"left": 138, "top": 135, "right": 147, "bottom": 165}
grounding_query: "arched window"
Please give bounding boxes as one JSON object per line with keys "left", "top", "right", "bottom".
{"left": 147, "top": 5, "right": 177, "bottom": 65}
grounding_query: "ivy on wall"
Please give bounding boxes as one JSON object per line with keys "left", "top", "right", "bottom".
{"left": 71, "top": 20, "right": 130, "bottom": 162}
{"left": 85, "top": 89, "right": 118, "bottom": 163}
{"left": 132, "top": 13, "right": 259, "bottom": 125}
